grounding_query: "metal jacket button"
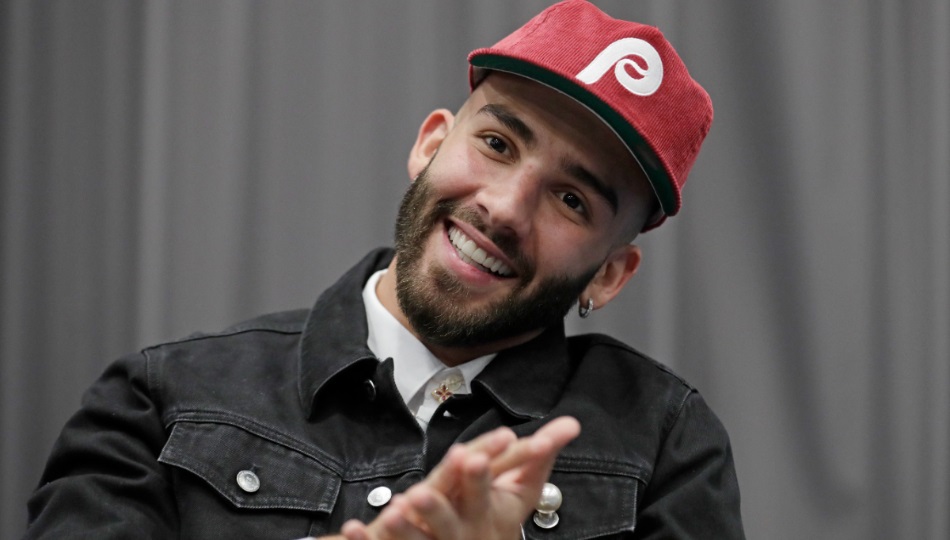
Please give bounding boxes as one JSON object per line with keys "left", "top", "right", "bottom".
{"left": 363, "top": 379, "right": 377, "bottom": 401}
{"left": 236, "top": 470, "right": 260, "bottom": 493}
{"left": 367, "top": 486, "right": 392, "bottom": 507}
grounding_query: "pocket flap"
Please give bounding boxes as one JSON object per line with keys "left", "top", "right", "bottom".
{"left": 159, "top": 421, "right": 340, "bottom": 513}
{"left": 524, "top": 469, "right": 640, "bottom": 539}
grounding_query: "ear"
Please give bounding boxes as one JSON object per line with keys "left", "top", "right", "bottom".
{"left": 581, "top": 244, "right": 642, "bottom": 311}
{"left": 407, "top": 108, "right": 454, "bottom": 179}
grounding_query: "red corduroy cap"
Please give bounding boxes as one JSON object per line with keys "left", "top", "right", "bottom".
{"left": 468, "top": 0, "right": 712, "bottom": 230}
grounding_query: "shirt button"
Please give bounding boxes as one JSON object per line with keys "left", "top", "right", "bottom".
{"left": 363, "top": 379, "right": 377, "bottom": 401}
{"left": 236, "top": 470, "right": 260, "bottom": 493}
{"left": 367, "top": 486, "right": 392, "bottom": 507}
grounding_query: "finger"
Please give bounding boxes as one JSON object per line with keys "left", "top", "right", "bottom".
{"left": 486, "top": 416, "right": 580, "bottom": 522}
{"left": 387, "top": 493, "right": 432, "bottom": 537}
{"left": 424, "top": 443, "right": 468, "bottom": 495}
{"left": 424, "top": 425, "right": 516, "bottom": 495}
{"left": 341, "top": 519, "right": 371, "bottom": 540}
{"left": 534, "top": 416, "right": 582, "bottom": 448}
{"left": 461, "top": 425, "right": 517, "bottom": 458}
{"left": 374, "top": 495, "right": 434, "bottom": 540}
{"left": 456, "top": 449, "right": 491, "bottom": 520}
{"left": 403, "top": 484, "right": 461, "bottom": 540}
{"left": 489, "top": 416, "right": 580, "bottom": 478}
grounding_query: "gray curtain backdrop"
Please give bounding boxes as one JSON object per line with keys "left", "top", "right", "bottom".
{"left": 2, "top": 1, "right": 948, "bottom": 538}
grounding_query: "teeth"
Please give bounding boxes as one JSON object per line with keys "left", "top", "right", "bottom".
{"left": 448, "top": 226, "right": 513, "bottom": 277}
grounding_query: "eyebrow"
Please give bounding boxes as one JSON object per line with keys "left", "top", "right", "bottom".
{"left": 477, "top": 104, "right": 536, "bottom": 148}
{"left": 478, "top": 103, "right": 618, "bottom": 216}
{"left": 563, "top": 160, "right": 619, "bottom": 216}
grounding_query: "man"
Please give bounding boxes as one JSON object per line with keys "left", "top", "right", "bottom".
{"left": 25, "top": 1, "right": 743, "bottom": 538}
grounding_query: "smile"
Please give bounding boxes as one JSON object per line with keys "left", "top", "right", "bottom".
{"left": 447, "top": 225, "right": 515, "bottom": 277}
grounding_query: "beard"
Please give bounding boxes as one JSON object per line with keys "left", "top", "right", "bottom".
{"left": 392, "top": 165, "right": 602, "bottom": 348}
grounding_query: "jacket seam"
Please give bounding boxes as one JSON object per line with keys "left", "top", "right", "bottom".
{"left": 141, "top": 320, "right": 305, "bottom": 353}
{"left": 636, "top": 389, "right": 694, "bottom": 517}
{"left": 163, "top": 410, "right": 345, "bottom": 473}
{"left": 661, "top": 388, "right": 695, "bottom": 449}
{"left": 163, "top": 410, "right": 431, "bottom": 481}
{"left": 143, "top": 349, "right": 165, "bottom": 416}
{"left": 552, "top": 456, "right": 649, "bottom": 481}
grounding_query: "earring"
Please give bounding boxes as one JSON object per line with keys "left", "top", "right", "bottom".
{"left": 578, "top": 298, "right": 593, "bottom": 318}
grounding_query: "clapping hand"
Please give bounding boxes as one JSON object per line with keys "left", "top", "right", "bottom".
{"left": 340, "top": 416, "right": 580, "bottom": 540}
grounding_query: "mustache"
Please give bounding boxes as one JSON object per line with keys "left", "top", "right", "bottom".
{"left": 433, "top": 200, "right": 533, "bottom": 280}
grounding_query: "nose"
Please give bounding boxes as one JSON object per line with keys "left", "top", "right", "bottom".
{"left": 473, "top": 166, "right": 540, "bottom": 240}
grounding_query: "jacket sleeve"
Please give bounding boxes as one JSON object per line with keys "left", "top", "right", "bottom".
{"left": 634, "top": 391, "right": 745, "bottom": 539}
{"left": 24, "top": 352, "right": 178, "bottom": 539}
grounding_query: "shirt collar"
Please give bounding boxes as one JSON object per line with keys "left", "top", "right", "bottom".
{"left": 298, "top": 248, "right": 571, "bottom": 419}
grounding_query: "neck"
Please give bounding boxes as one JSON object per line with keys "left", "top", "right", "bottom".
{"left": 375, "top": 258, "right": 541, "bottom": 367}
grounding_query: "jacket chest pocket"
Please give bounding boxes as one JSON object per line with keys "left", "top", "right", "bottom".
{"left": 523, "top": 466, "right": 643, "bottom": 540}
{"left": 159, "top": 421, "right": 341, "bottom": 538}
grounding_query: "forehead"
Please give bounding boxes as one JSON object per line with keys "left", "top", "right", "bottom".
{"left": 461, "top": 72, "right": 654, "bottom": 226}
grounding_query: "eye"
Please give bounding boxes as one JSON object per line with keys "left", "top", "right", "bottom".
{"left": 558, "top": 191, "right": 586, "bottom": 215}
{"left": 484, "top": 135, "right": 509, "bottom": 155}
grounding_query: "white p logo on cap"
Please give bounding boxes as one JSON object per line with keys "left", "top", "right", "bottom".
{"left": 576, "top": 38, "right": 664, "bottom": 96}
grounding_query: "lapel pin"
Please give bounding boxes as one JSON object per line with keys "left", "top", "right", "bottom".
{"left": 431, "top": 373, "right": 464, "bottom": 403}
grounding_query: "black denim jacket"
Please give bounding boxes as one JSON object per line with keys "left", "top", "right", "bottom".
{"left": 26, "top": 249, "right": 744, "bottom": 539}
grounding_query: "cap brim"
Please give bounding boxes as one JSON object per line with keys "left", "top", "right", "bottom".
{"left": 470, "top": 53, "right": 677, "bottom": 226}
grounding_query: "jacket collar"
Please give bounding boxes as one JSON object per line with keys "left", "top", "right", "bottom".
{"left": 472, "top": 322, "right": 571, "bottom": 420}
{"left": 297, "top": 248, "right": 573, "bottom": 420}
{"left": 298, "top": 248, "right": 393, "bottom": 414}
